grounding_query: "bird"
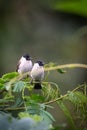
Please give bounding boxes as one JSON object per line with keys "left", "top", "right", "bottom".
{"left": 30, "top": 61, "right": 44, "bottom": 89}
{"left": 16, "top": 54, "right": 33, "bottom": 75}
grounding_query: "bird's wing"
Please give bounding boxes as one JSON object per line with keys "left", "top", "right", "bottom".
{"left": 16, "top": 60, "right": 21, "bottom": 72}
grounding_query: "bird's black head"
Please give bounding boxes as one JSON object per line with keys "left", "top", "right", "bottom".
{"left": 23, "top": 54, "right": 31, "bottom": 60}
{"left": 36, "top": 61, "right": 44, "bottom": 66}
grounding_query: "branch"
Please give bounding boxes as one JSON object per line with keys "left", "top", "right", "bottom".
{"left": 44, "top": 94, "right": 68, "bottom": 105}
{"left": 44, "top": 63, "right": 87, "bottom": 71}
{"left": 44, "top": 84, "right": 86, "bottom": 105}
{"left": 9, "top": 63, "right": 87, "bottom": 83}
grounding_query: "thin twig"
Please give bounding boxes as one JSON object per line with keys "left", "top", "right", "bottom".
{"left": 44, "top": 84, "right": 86, "bottom": 105}
{"left": 44, "top": 94, "right": 68, "bottom": 105}
{"left": 3, "top": 106, "right": 25, "bottom": 111}
{"left": 44, "top": 63, "right": 87, "bottom": 71}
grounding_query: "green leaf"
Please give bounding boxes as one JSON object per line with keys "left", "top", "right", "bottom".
{"left": 13, "top": 95, "right": 23, "bottom": 107}
{"left": 42, "top": 83, "right": 59, "bottom": 101}
{"left": 2, "top": 72, "right": 18, "bottom": 81}
{"left": 19, "top": 112, "right": 42, "bottom": 122}
{"left": 0, "top": 83, "right": 4, "bottom": 89}
{"left": 19, "top": 112, "right": 30, "bottom": 118}
{"left": 27, "top": 107, "right": 40, "bottom": 115}
{"left": 40, "top": 109, "right": 55, "bottom": 124}
{"left": 0, "top": 97, "right": 14, "bottom": 103}
{"left": 74, "top": 91, "right": 87, "bottom": 104}
{"left": 0, "top": 78, "right": 5, "bottom": 84}
{"left": 53, "top": 0, "right": 87, "bottom": 17}
{"left": 5, "top": 83, "right": 11, "bottom": 91}
{"left": 57, "top": 101, "right": 76, "bottom": 129}
{"left": 30, "top": 94, "right": 45, "bottom": 103}
{"left": 13, "top": 81, "right": 26, "bottom": 92}
{"left": 57, "top": 69, "right": 66, "bottom": 74}
{"left": 68, "top": 91, "right": 87, "bottom": 105}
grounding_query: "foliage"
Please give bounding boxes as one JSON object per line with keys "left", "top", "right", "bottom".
{"left": 0, "top": 112, "right": 50, "bottom": 130}
{"left": 52, "top": 0, "right": 87, "bottom": 17}
{"left": 0, "top": 63, "right": 87, "bottom": 130}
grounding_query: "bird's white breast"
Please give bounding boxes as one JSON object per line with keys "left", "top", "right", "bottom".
{"left": 18, "top": 57, "right": 32, "bottom": 73}
{"left": 30, "top": 63, "right": 44, "bottom": 80}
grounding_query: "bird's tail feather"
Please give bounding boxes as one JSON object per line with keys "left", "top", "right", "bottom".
{"left": 34, "top": 83, "right": 42, "bottom": 89}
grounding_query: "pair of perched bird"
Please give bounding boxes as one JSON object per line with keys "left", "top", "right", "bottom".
{"left": 16, "top": 54, "right": 44, "bottom": 89}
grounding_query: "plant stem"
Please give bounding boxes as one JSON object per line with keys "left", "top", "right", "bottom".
{"left": 12, "top": 63, "right": 87, "bottom": 81}
{"left": 44, "top": 84, "right": 87, "bottom": 105}
{"left": 44, "top": 94, "right": 68, "bottom": 105}
{"left": 3, "top": 107, "right": 25, "bottom": 111}
{"left": 44, "top": 63, "right": 87, "bottom": 71}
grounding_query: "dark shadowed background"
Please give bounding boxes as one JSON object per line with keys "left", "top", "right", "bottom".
{"left": 0, "top": 0, "right": 87, "bottom": 126}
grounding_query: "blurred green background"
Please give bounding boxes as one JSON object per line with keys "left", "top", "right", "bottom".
{"left": 0, "top": 0, "right": 87, "bottom": 126}
{"left": 0, "top": 0, "right": 87, "bottom": 91}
